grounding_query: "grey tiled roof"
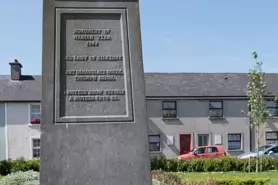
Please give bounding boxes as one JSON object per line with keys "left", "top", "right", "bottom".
{"left": 0, "top": 75, "right": 41, "bottom": 101}
{"left": 1, "top": 73, "right": 278, "bottom": 101}
{"left": 144, "top": 73, "right": 278, "bottom": 97}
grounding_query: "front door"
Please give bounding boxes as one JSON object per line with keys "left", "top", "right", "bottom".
{"left": 180, "top": 134, "right": 192, "bottom": 155}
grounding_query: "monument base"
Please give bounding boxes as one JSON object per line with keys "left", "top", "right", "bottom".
{"left": 41, "top": 0, "right": 151, "bottom": 184}
{"left": 41, "top": 124, "right": 151, "bottom": 185}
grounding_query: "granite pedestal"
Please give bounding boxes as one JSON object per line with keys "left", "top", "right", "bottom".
{"left": 41, "top": 0, "right": 151, "bottom": 184}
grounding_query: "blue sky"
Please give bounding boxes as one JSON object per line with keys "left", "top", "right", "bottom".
{"left": 0, "top": 0, "right": 277, "bottom": 75}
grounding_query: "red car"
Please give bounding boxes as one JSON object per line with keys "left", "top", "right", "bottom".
{"left": 177, "top": 145, "right": 227, "bottom": 160}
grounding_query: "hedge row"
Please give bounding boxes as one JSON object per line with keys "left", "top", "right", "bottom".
{"left": 152, "top": 170, "right": 272, "bottom": 185}
{"left": 0, "top": 158, "right": 40, "bottom": 176}
{"left": 151, "top": 156, "right": 278, "bottom": 172}
{"left": 1, "top": 157, "right": 278, "bottom": 176}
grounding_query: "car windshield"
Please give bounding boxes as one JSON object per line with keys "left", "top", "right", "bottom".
{"left": 251, "top": 145, "right": 272, "bottom": 152}
{"left": 189, "top": 148, "right": 197, "bottom": 154}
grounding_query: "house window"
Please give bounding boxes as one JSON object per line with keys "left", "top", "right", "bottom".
{"left": 162, "top": 101, "right": 177, "bottom": 118}
{"left": 149, "top": 135, "right": 160, "bottom": 152}
{"left": 228, "top": 134, "right": 242, "bottom": 150}
{"left": 209, "top": 101, "right": 223, "bottom": 117}
{"left": 30, "top": 104, "right": 41, "bottom": 124}
{"left": 198, "top": 134, "right": 209, "bottom": 146}
{"left": 32, "top": 139, "right": 40, "bottom": 158}
{"left": 266, "top": 131, "right": 278, "bottom": 144}
{"left": 266, "top": 101, "right": 278, "bottom": 116}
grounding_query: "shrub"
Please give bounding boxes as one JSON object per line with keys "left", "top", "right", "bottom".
{"left": 0, "top": 171, "right": 39, "bottom": 185}
{"left": 166, "top": 159, "right": 179, "bottom": 172}
{"left": 0, "top": 158, "right": 40, "bottom": 176}
{"left": 151, "top": 157, "right": 167, "bottom": 171}
{"left": 0, "top": 160, "right": 12, "bottom": 176}
{"left": 151, "top": 157, "right": 278, "bottom": 172}
{"left": 10, "top": 158, "right": 28, "bottom": 173}
{"left": 26, "top": 160, "right": 40, "bottom": 172}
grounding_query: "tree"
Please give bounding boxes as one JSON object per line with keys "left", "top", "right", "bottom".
{"left": 243, "top": 52, "right": 278, "bottom": 173}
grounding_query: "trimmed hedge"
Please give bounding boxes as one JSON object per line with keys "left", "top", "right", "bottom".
{"left": 152, "top": 170, "right": 271, "bottom": 185}
{"left": 151, "top": 156, "right": 278, "bottom": 172}
{"left": 0, "top": 158, "right": 40, "bottom": 176}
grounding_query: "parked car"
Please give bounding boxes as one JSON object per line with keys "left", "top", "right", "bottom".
{"left": 177, "top": 145, "right": 227, "bottom": 160}
{"left": 238, "top": 144, "right": 278, "bottom": 159}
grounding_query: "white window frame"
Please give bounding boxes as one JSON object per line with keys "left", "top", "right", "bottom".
{"left": 162, "top": 101, "right": 177, "bottom": 118}
{"left": 266, "top": 101, "right": 278, "bottom": 117}
{"left": 265, "top": 131, "right": 278, "bottom": 144}
{"left": 149, "top": 134, "right": 161, "bottom": 153}
{"left": 29, "top": 103, "right": 41, "bottom": 124}
{"left": 198, "top": 134, "right": 209, "bottom": 147}
{"left": 209, "top": 101, "right": 223, "bottom": 117}
{"left": 227, "top": 133, "right": 243, "bottom": 151}
{"left": 30, "top": 137, "right": 41, "bottom": 159}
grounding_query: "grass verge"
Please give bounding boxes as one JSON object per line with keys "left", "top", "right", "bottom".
{"left": 173, "top": 171, "right": 278, "bottom": 181}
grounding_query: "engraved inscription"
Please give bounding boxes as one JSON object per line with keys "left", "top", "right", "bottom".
{"left": 59, "top": 12, "right": 129, "bottom": 119}
{"left": 65, "top": 69, "right": 124, "bottom": 82}
{"left": 98, "top": 35, "right": 112, "bottom": 41}
{"left": 73, "top": 28, "right": 112, "bottom": 47}
{"left": 65, "top": 55, "right": 123, "bottom": 61}
{"left": 74, "top": 35, "right": 95, "bottom": 41}
{"left": 74, "top": 29, "right": 102, "bottom": 34}
{"left": 75, "top": 76, "right": 98, "bottom": 81}
{"left": 66, "top": 68, "right": 123, "bottom": 83}
{"left": 98, "top": 56, "right": 123, "bottom": 61}
{"left": 87, "top": 42, "right": 100, "bottom": 47}
{"left": 65, "top": 89, "right": 125, "bottom": 102}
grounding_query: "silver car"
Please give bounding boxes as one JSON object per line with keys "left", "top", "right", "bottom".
{"left": 238, "top": 144, "right": 278, "bottom": 159}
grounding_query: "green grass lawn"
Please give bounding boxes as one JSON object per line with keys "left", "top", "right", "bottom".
{"left": 173, "top": 171, "right": 278, "bottom": 181}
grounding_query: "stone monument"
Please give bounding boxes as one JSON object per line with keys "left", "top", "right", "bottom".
{"left": 41, "top": 0, "right": 152, "bottom": 184}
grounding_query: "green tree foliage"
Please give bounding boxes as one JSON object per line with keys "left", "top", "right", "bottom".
{"left": 243, "top": 52, "right": 278, "bottom": 173}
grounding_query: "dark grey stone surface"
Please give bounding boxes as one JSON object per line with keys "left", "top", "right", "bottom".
{"left": 41, "top": 0, "right": 151, "bottom": 185}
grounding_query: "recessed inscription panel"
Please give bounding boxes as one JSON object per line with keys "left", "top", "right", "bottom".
{"left": 55, "top": 9, "right": 133, "bottom": 123}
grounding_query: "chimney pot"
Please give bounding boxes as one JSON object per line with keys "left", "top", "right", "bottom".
{"left": 9, "top": 59, "right": 23, "bottom": 80}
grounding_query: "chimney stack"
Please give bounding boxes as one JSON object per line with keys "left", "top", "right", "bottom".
{"left": 9, "top": 59, "right": 23, "bottom": 80}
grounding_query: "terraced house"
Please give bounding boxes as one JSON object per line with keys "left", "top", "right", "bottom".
{"left": 0, "top": 61, "right": 278, "bottom": 160}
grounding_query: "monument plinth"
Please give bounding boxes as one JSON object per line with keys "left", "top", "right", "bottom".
{"left": 41, "top": 0, "right": 151, "bottom": 184}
